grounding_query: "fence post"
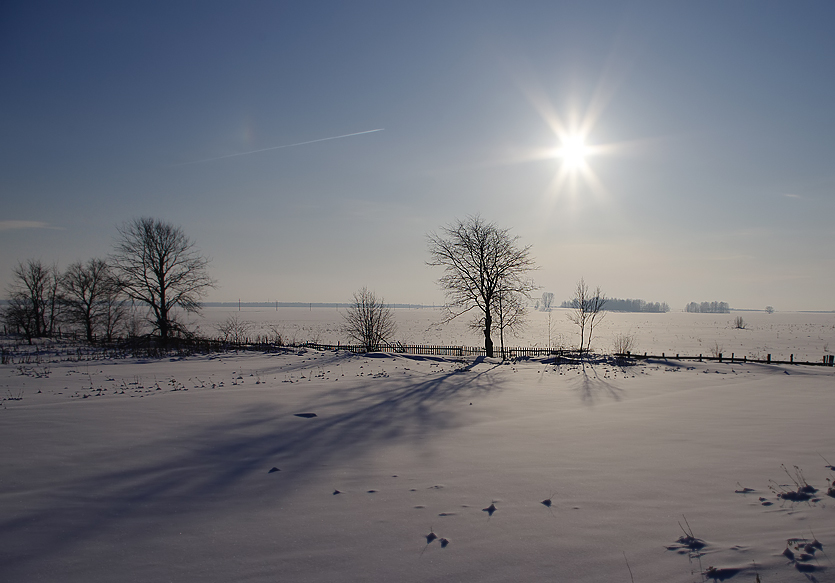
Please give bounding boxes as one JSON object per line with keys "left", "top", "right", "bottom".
{"left": 790, "top": 354, "right": 793, "bottom": 363}
{"left": 767, "top": 354, "right": 771, "bottom": 363}
{"left": 731, "top": 353, "right": 734, "bottom": 362}
{"left": 719, "top": 353, "right": 722, "bottom": 362}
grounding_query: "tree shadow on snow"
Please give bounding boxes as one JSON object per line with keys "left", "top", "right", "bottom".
{"left": 0, "top": 354, "right": 503, "bottom": 577}
{"left": 572, "top": 359, "right": 625, "bottom": 406}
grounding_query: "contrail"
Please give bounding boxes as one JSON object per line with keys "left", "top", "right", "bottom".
{"left": 171, "top": 128, "right": 384, "bottom": 166}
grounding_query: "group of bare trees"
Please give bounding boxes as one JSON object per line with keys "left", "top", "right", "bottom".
{"left": 343, "top": 215, "right": 540, "bottom": 359}
{"left": 5, "top": 213, "right": 610, "bottom": 357}
{"left": 3, "top": 258, "right": 129, "bottom": 344}
{"left": 426, "top": 215, "right": 606, "bottom": 358}
{"left": 685, "top": 301, "right": 730, "bottom": 314}
{"left": 3, "top": 218, "right": 214, "bottom": 345}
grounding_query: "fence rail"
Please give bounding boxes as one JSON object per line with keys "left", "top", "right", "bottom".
{"left": 280, "top": 342, "right": 570, "bottom": 359}
{"left": 291, "top": 343, "right": 835, "bottom": 367}
{"left": 616, "top": 351, "right": 835, "bottom": 367}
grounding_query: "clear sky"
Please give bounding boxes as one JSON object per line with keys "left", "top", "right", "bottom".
{"left": 2, "top": 1, "right": 834, "bottom": 311}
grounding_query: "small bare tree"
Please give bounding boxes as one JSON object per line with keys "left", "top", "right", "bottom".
{"left": 216, "top": 314, "right": 252, "bottom": 344}
{"left": 2, "top": 260, "right": 60, "bottom": 343}
{"left": 342, "top": 287, "right": 396, "bottom": 352}
{"left": 540, "top": 291, "right": 554, "bottom": 311}
{"left": 427, "top": 215, "right": 537, "bottom": 358}
{"left": 567, "top": 278, "right": 607, "bottom": 355}
{"left": 733, "top": 316, "right": 747, "bottom": 329}
{"left": 111, "top": 218, "right": 215, "bottom": 343}
{"left": 613, "top": 332, "right": 635, "bottom": 355}
{"left": 494, "top": 288, "right": 527, "bottom": 360}
{"left": 59, "top": 258, "right": 124, "bottom": 343}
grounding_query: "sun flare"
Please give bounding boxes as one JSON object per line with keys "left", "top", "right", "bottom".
{"left": 557, "top": 135, "right": 588, "bottom": 169}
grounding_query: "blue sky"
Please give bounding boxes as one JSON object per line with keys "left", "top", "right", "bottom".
{"left": 2, "top": 1, "right": 834, "bottom": 310}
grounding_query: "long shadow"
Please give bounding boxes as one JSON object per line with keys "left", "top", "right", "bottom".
{"left": 572, "top": 359, "right": 625, "bottom": 406}
{"left": 0, "top": 354, "right": 503, "bottom": 576}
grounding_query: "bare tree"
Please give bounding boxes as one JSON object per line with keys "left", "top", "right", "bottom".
{"left": 427, "top": 215, "right": 537, "bottom": 358}
{"left": 216, "top": 314, "right": 252, "bottom": 344}
{"left": 567, "top": 278, "right": 607, "bottom": 355}
{"left": 99, "top": 283, "right": 128, "bottom": 342}
{"left": 540, "top": 291, "right": 554, "bottom": 311}
{"left": 342, "top": 287, "right": 396, "bottom": 352}
{"left": 494, "top": 288, "right": 528, "bottom": 360}
{"left": 59, "top": 258, "right": 124, "bottom": 343}
{"left": 111, "top": 218, "right": 215, "bottom": 343}
{"left": 2, "top": 260, "right": 60, "bottom": 343}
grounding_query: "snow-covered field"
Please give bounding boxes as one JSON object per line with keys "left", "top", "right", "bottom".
{"left": 193, "top": 306, "right": 835, "bottom": 362}
{"left": 2, "top": 312, "right": 835, "bottom": 582}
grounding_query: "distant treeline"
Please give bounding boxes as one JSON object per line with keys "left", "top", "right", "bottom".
{"left": 560, "top": 298, "right": 670, "bottom": 313}
{"left": 685, "top": 301, "right": 730, "bottom": 313}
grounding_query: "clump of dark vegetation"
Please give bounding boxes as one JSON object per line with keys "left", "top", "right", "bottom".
{"left": 783, "top": 536, "right": 823, "bottom": 573}
{"left": 769, "top": 465, "right": 817, "bottom": 501}
{"left": 674, "top": 516, "right": 706, "bottom": 551}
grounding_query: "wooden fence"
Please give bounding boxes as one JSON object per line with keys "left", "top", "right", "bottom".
{"left": 290, "top": 342, "right": 564, "bottom": 359}
{"left": 616, "top": 351, "right": 835, "bottom": 367}
{"left": 291, "top": 343, "right": 835, "bottom": 367}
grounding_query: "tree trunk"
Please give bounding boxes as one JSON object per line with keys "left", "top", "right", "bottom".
{"left": 159, "top": 304, "right": 169, "bottom": 343}
{"left": 483, "top": 312, "right": 494, "bottom": 358}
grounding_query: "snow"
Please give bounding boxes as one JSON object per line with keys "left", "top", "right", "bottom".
{"left": 2, "top": 311, "right": 834, "bottom": 582}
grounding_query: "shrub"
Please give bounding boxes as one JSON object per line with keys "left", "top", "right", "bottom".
{"left": 613, "top": 332, "right": 635, "bottom": 355}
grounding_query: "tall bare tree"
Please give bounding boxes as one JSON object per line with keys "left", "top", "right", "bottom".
{"left": 111, "top": 218, "right": 215, "bottom": 342}
{"left": 2, "top": 260, "right": 60, "bottom": 343}
{"left": 59, "top": 258, "right": 124, "bottom": 343}
{"left": 427, "top": 215, "right": 537, "bottom": 358}
{"left": 567, "top": 278, "right": 607, "bottom": 355}
{"left": 342, "top": 287, "right": 396, "bottom": 352}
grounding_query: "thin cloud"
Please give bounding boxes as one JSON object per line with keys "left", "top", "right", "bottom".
{"left": 171, "top": 128, "right": 385, "bottom": 166}
{"left": 783, "top": 193, "right": 802, "bottom": 199}
{"left": 0, "top": 220, "right": 61, "bottom": 232}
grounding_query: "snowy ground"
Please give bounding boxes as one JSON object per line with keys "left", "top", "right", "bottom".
{"left": 2, "top": 314, "right": 835, "bottom": 582}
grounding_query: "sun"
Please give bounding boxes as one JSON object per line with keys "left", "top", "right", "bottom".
{"left": 556, "top": 134, "right": 588, "bottom": 170}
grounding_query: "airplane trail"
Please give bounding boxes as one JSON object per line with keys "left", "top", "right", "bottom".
{"left": 172, "top": 128, "right": 385, "bottom": 166}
